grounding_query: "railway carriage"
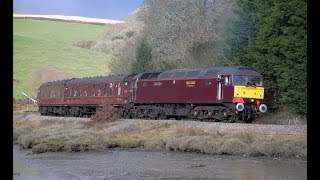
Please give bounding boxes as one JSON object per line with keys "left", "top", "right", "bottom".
{"left": 37, "top": 66, "right": 267, "bottom": 122}
{"left": 38, "top": 75, "right": 127, "bottom": 116}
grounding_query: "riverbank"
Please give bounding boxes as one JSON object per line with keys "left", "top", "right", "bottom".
{"left": 13, "top": 112, "right": 307, "bottom": 160}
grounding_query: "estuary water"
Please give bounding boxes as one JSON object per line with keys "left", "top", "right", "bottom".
{"left": 13, "top": 146, "right": 306, "bottom": 180}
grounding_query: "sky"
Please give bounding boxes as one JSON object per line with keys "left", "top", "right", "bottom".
{"left": 13, "top": 0, "right": 144, "bottom": 20}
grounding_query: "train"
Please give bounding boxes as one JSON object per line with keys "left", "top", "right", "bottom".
{"left": 37, "top": 66, "right": 267, "bottom": 123}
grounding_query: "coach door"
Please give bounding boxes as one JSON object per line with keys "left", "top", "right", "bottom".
{"left": 122, "top": 75, "right": 136, "bottom": 103}
{"left": 123, "top": 81, "right": 130, "bottom": 102}
{"left": 217, "top": 75, "right": 224, "bottom": 100}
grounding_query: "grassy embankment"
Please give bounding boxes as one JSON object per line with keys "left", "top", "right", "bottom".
{"left": 13, "top": 19, "right": 112, "bottom": 101}
{"left": 13, "top": 115, "right": 307, "bottom": 160}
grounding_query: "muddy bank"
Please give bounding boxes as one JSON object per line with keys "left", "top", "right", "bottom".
{"left": 13, "top": 145, "right": 307, "bottom": 180}
{"left": 13, "top": 112, "right": 307, "bottom": 160}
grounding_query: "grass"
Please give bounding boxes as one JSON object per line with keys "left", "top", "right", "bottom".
{"left": 13, "top": 19, "right": 113, "bottom": 100}
{"left": 13, "top": 117, "right": 307, "bottom": 160}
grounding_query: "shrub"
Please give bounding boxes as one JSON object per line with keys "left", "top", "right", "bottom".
{"left": 90, "top": 104, "right": 119, "bottom": 123}
{"left": 73, "top": 40, "right": 95, "bottom": 49}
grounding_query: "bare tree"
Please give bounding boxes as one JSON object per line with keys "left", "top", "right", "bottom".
{"left": 93, "top": 0, "right": 236, "bottom": 74}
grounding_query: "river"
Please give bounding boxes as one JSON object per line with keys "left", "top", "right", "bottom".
{"left": 13, "top": 145, "right": 306, "bottom": 180}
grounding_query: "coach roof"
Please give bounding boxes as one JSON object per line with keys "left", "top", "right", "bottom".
{"left": 66, "top": 75, "right": 128, "bottom": 84}
{"left": 40, "top": 75, "right": 128, "bottom": 87}
{"left": 40, "top": 78, "right": 74, "bottom": 87}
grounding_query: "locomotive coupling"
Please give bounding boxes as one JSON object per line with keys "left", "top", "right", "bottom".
{"left": 236, "top": 103, "right": 244, "bottom": 111}
{"left": 258, "top": 104, "right": 267, "bottom": 113}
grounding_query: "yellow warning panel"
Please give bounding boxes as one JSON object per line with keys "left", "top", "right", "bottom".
{"left": 234, "top": 85, "right": 264, "bottom": 99}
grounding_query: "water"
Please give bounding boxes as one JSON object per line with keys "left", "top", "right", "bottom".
{"left": 13, "top": 146, "right": 306, "bottom": 180}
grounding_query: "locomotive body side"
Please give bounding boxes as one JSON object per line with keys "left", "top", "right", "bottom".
{"left": 134, "top": 78, "right": 220, "bottom": 104}
{"left": 126, "top": 66, "right": 267, "bottom": 122}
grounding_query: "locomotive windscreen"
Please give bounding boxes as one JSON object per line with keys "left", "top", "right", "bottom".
{"left": 233, "top": 75, "right": 263, "bottom": 86}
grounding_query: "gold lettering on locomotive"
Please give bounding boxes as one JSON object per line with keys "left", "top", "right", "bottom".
{"left": 186, "top": 81, "right": 196, "bottom": 87}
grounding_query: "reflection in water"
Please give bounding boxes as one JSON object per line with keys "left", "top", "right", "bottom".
{"left": 13, "top": 146, "right": 306, "bottom": 180}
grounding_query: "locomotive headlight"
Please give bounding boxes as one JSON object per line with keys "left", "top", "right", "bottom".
{"left": 259, "top": 104, "right": 267, "bottom": 113}
{"left": 236, "top": 103, "right": 244, "bottom": 112}
{"left": 250, "top": 99, "right": 254, "bottom": 102}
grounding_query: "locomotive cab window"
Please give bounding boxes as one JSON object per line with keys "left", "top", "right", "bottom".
{"left": 224, "top": 76, "right": 231, "bottom": 85}
{"left": 233, "top": 75, "right": 263, "bottom": 86}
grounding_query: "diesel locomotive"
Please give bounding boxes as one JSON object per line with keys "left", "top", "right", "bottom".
{"left": 37, "top": 66, "right": 267, "bottom": 123}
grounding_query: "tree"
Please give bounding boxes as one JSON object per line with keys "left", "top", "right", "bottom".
{"left": 131, "top": 38, "right": 152, "bottom": 73}
{"left": 226, "top": 0, "right": 307, "bottom": 115}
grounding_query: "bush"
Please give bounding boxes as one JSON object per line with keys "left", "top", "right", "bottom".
{"left": 90, "top": 104, "right": 119, "bottom": 123}
{"left": 74, "top": 40, "right": 95, "bottom": 49}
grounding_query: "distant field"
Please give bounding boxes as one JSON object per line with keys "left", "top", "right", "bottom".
{"left": 13, "top": 19, "right": 112, "bottom": 100}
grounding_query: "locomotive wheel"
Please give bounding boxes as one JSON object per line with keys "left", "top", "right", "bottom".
{"left": 124, "top": 111, "right": 132, "bottom": 119}
{"left": 227, "top": 115, "right": 235, "bottom": 123}
{"left": 244, "top": 117, "right": 254, "bottom": 123}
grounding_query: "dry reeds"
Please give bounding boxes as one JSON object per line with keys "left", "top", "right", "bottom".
{"left": 90, "top": 104, "right": 119, "bottom": 123}
{"left": 13, "top": 115, "right": 307, "bottom": 160}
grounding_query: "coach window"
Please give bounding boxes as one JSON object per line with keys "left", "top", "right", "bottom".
{"left": 54, "top": 87, "right": 57, "bottom": 97}
{"left": 69, "top": 88, "right": 72, "bottom": 97}
{"left": 118, "top": 83, "right": 121, "bottom": 95}
{"left": 79, "top": 88, "right": 82, "bottom": 96}
{"left": 92, "top": 84, "right": 96, "bottom": 96}
{"left": 109, "top": 82, "right": 114, "bottom": 95}
{"left": 97, "top": 84, "right": 102, "bottom": 96}
{"left": 50, "top": 88, "right": 53, "bottom": 97}
{"left": 84, "top": 85, "right": 88, "bottom": 96}
{"left": 57, "top": 87, "right": 60, "bottom": 97}
{"left": 104, "top": 84, "right": 108, "bottom": 96}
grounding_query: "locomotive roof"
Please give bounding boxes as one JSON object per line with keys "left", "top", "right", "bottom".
{"left": 134, "top": 66, "right": 262, "bottom": 80}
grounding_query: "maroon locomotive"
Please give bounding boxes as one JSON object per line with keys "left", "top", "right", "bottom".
{"left": 37, "top": 66, "right": 267, "bottom": 122}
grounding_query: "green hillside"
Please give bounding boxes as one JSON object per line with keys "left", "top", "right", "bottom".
{"left": 13, "top": 19, "right": 113, "bottom": 100}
